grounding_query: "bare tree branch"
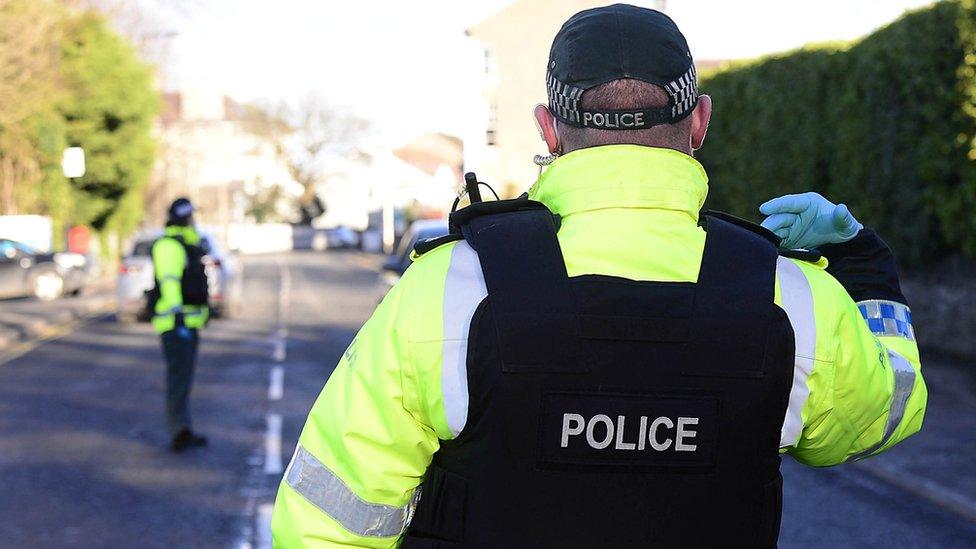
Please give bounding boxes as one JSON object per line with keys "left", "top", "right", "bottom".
{"left": 243, "top": 94, "right": 373, "bottom": 224}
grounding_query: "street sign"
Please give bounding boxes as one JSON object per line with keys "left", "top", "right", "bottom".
{"left": 62, "top": 147, "right": 85, "bottom": 178}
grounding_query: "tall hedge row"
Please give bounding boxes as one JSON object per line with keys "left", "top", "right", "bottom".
{"left": 698, "top": 0, "right": 976, "bottom": 265}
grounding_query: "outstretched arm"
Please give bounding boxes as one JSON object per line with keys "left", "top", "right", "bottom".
{"left": 272, "top": 284, "right": 438, "bottom": 547}
{"left": 764, "top": 193, "right": 927, "bottom": 465}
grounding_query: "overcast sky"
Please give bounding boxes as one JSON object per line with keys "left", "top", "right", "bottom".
{"left": 166, "top": 0, "right": 936, "bottom": 142}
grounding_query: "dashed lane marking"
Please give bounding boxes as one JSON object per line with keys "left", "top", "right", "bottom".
{"left": 237, "top": 260, "right": 290, "bottom": 548}
{"left": 269, "top": 366, "right": 284, "bottom": 401}
{"left": 272, "top": 338, "right": 286, "bottom": 362}
{"left": 256, "top": 503, "right": 274, "bottom": 549}
{"left": 263, "top": 414, "right": 283, "bottom": 477}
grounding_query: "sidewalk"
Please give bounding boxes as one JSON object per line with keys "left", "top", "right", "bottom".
{"left": 0, "top": 286, "right": 115, "bottom": 356}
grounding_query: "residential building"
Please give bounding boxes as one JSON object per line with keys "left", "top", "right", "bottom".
{"left": 147, "top": 90, "right": 301, "bottom": 239}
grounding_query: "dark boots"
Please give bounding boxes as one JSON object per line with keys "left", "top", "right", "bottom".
{"left": 170, "top": 428, "right": 207, "bottom": 452}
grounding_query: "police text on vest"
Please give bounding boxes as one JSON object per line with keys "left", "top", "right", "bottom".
{"left": 560, "top": 413, "right": 699, "bottom": 451}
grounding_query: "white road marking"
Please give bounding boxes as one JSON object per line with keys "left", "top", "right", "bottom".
{"left": 264, "top": 413, "right": 283, "bottom": 475}
{"left": 269, "top": 366, "right": 284, "bottom": 401}
{"left": 237, "top": 259, "right": 290, "bottom": 548}
{"left": 256, "top": 503, "right": 274, "bottom": 549}
{"left": 272, "top": 338, "right": 286, "bottom": 362}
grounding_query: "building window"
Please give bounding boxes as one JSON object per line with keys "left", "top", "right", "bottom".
{"left": 486, "top": 103, "right": 498, "bottom": 146}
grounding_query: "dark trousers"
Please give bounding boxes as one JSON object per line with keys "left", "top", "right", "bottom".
{"left": 160, "top": 328, "right": 199, "bottom": 436}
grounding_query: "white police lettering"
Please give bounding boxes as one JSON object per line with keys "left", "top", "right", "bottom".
{"left": 614, "top": 415, "right": 636, "bottom": 450}
{"left": 561, "top": 413, "right": 584, "bottom": 447}
{"left": 675, "top": 417, "right": 699, "bottom": 451}
{"left": 586, "top": 414, "right": 614, "bottom": 449}
{"left": 560, "top": 413, "right": 699, "bottom": 452}
{"left": 649, "top": 416, "right": 673, "bottom": 451}
{"left": 582, "top": 111, "right": 647, "bottom": 129}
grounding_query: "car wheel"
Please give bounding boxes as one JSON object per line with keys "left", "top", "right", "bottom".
{"left": 31, "top": 270, "right": 64, "bottom": 301}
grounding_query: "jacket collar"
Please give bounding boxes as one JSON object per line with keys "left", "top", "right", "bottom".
{"left": 164, "top": 224, "right": 200, "bottom": 245}
{"left": 527, "top": 145, "right": 709, "bottom": 222}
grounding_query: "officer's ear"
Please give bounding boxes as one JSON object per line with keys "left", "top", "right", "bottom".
{"left": 533, "top": 104, "right": 561, "bottom": 154}
{"left": 690, "top": 94, "right": 712, "bottom": 152}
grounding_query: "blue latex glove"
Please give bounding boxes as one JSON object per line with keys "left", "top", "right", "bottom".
{"left": 759, "top": 192, "right": 862, "bottom": 249}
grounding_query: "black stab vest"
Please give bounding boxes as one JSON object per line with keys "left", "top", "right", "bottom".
{"left": 148, "top": 235, "right": 210, "bottom": 312}
{"left": 404, "top": 205, "right": 795, "bottom": 548}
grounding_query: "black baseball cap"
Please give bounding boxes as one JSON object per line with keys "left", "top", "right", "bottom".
{"left": 167, "top": 197, "right": 195, "bottom": 224}
{"left": 547, "top": 3, "right": 698, "bottom": 130}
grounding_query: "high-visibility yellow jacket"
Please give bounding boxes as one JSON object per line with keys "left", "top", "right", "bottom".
{"left": 151, "top": 225, "right": 209, "bottom": 333}
{"left": 272, "top": 145, "right": 927, "bottom": 547}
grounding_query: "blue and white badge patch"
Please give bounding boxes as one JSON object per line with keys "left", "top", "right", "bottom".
{"left": 538, "top": 392, "right": 718, "bottom": 469}
{"left": 857, "top": 299, "right": 915, "bottom": 341}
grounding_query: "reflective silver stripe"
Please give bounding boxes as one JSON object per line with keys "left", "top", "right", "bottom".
{"left": 847, "top": 349, "right": 917, "bottom": 461}
{"left": 285, "top": 444, "right": 416, "bottom": 537}
{"left": 857, "top": 299, "right": 915, "bottom": 341}
{"left": 777, "top": 257, "right": 817, "bottom": 448}
{"left": 154, "top": 308, "right": 206, "bottom": 318}
{"left": 441, "top": 241, "right": 487, "bottom": 438}
{"left": 160, "top": 274, "right": 181, "bottom": 282}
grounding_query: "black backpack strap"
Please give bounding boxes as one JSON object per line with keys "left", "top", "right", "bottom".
{"left": 462, "top": 207, "right": 584, "bottom": 373}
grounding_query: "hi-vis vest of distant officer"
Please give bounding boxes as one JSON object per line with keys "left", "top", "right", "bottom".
{"left": 149, "top": 226, "right": 209, "bottom": 333}
{"left": 271, "top": 146, "right": 926, "bottom": 549}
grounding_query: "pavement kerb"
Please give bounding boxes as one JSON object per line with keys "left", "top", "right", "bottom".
{"left": 852, "top": 460, "right": 976, "bottom": 524}
{"left": 0, "top": 293, "right": 116, "bottom": 359}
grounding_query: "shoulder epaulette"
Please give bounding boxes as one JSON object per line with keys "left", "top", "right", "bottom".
{"left": 702, "top": 210, "right": 824, "bottom": 262}
{"left": 414, "top": 193, "right": 559, "bottom": 259}
{"left": 778, "top": 248, "right": 823, "bottom": 262}
{"left": 413, "top": 233, "right": 464, "bottom": 257}
{"left": 701, "top": 210, "right": 780, "bottom": 246}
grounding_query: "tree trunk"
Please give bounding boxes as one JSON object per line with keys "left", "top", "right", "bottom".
{"left": 0, "top": 155, "right": 18, "bottom": 215}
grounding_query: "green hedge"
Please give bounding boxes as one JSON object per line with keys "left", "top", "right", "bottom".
{"left": 698, "top": 0, "right": 976, "bottom": 265}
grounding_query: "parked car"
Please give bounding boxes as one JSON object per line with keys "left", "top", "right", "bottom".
{"left": 381, "top": 220, "right": 449, "bottom": 287}
{"left": 311, "top": 226, "right": 360, "bottom": 251}
{"left": 116, "top": 230, "right": 243, "bottom": 322}
{"left": 0, "top": 239, "right": 89, "bottom": 301}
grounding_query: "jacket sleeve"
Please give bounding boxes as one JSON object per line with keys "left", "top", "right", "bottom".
{"left": 271, "top": 280, "right": 439, "bottom": 548}
{"left": 152, "top": 238, "right": 185, "bottom": 313}
{"left": 781, "top": 230, "right": 927, "bottom": 466}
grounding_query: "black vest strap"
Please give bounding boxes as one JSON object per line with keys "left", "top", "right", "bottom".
{"left": 698, "top": 213, "right": 778, "bottom": 303}
{"left": 689, "top": 214, "right": 780, "bottom": 378}
{"left": 463, "top": 209, "right": 584, "bottom": 373}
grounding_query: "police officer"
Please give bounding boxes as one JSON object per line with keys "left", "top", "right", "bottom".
{"left": 272, "top": 5, "right": 927, "bottom": 547}
{"left": 152, "top": 197, "right": 209, "bottom": 452}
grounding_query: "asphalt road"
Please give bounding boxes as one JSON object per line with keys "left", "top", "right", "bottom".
{"left": 0, "top": 250, "right": 973, "bottom": 548}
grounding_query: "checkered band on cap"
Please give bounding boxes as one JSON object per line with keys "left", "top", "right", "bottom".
{"left": 547, "top": 70, "right": 585, "bottom": 124}
{"left": 665, "top": 63, "right": 698, "bottom": 118}
{"left": 547, "top": 64, "right": 699, "bottom": 125}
